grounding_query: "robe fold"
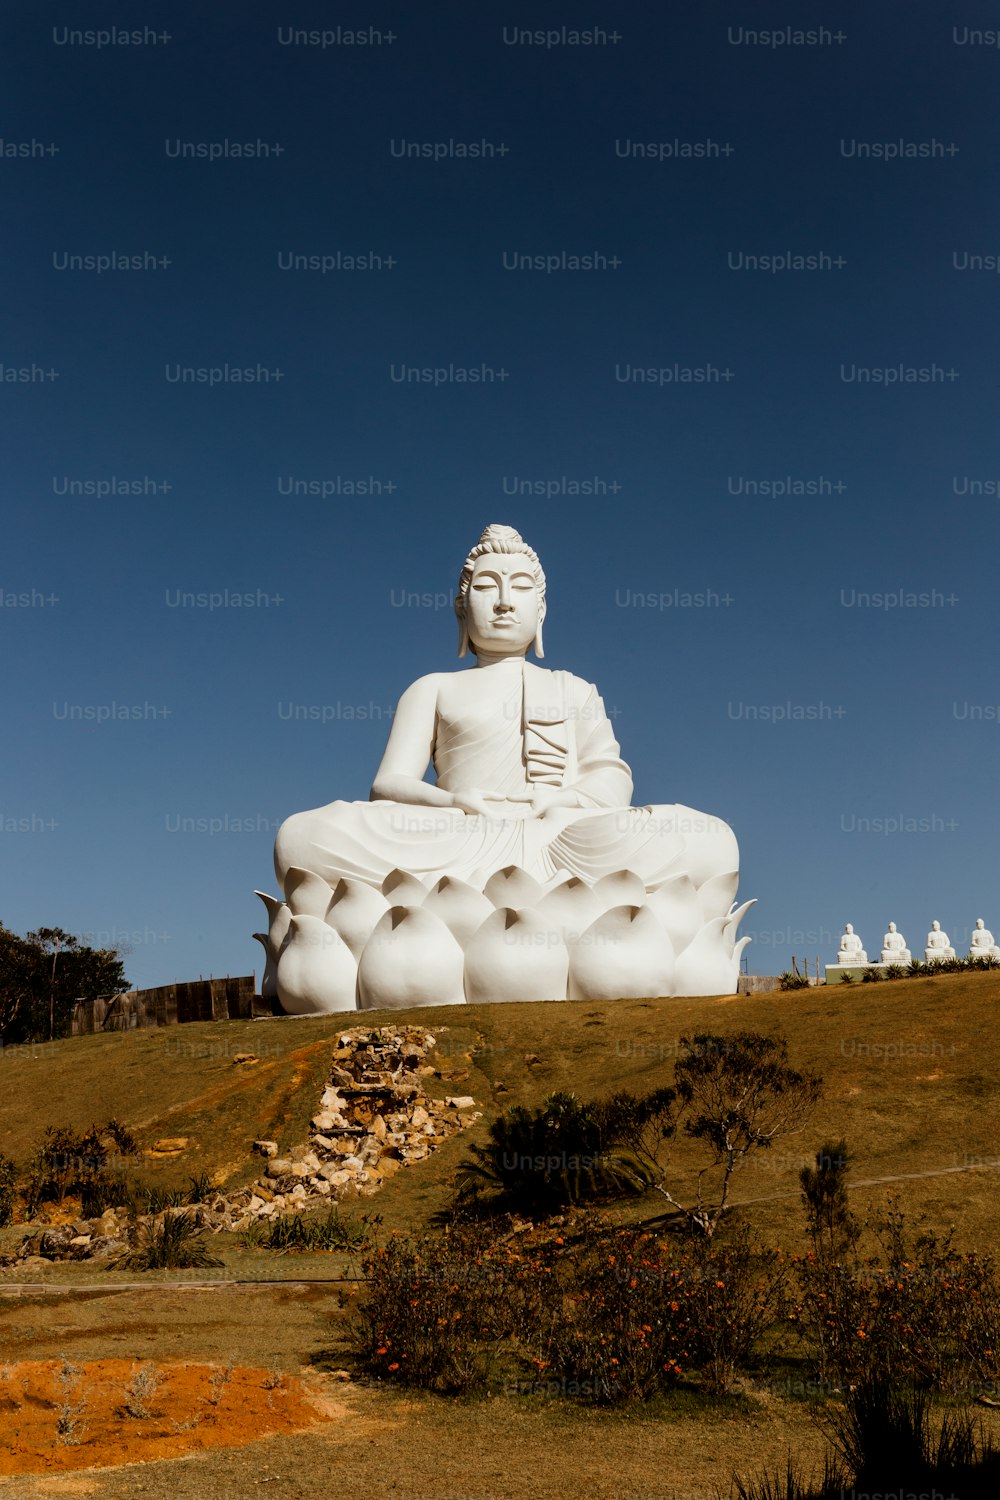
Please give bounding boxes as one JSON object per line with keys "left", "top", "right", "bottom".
{"left": 274, "top": 662, "right": 735, "bottom": 894}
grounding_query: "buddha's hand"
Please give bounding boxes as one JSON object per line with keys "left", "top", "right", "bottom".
{"left": 509, "top": 785, "right": 582, "bottom": 818}
{"left": 449, "top": 788, "right": 496, "bottom": 819}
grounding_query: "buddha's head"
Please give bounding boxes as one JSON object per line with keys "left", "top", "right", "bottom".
{"left": 888, "top": 922, "right": 896, "bottom": 932}
{"left": 932, "top": 920, "right": 941, "bottom": 931}
{"left": 845, "top": 923, "right": 854, "bottom": 934}
{"left": 455, "top": 523, "right": 546, "bottom": 659}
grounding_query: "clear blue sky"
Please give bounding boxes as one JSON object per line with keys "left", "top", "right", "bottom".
{"left": 3, "top": 2, "right": 998, "bottom": 987}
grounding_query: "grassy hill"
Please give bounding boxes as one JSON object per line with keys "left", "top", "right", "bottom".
{"left": 1, "top": 969, "right": 998, "bottom": 1252}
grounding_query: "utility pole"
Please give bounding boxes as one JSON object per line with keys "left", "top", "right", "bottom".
{"left": 48, "top": 935, "right": 60, "bottom": 1042}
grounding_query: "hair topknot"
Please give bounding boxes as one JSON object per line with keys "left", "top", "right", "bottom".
{"left": 454, "top": 524, "right": 546, "bottom": 617}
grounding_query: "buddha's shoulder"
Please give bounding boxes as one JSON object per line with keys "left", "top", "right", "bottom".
{"left": 526, "top": 664, "right": 601, "bottom": 700}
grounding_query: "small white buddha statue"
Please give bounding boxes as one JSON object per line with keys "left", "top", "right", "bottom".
{"left": 924, "top": 920, "right": 956, "bottom": 962}
{"left": 880, "top": 921, "right": 911, "bottom": 965}
{"left": 837, "top": 923, "right": 867, "bottom": 964}
{"left": 968, "top": 918, "right": 1000, "bottom": 960}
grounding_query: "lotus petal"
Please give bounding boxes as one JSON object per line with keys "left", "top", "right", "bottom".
{"left": 358, "top": 906, "right": 466, "bottom": 1010}
{"left": 568, "top": 904, "right": 674, "bottom": 1001}
{"left": 464, "top": 907, "right": 569, "bottom": 1004}
{"left": 277, "top": 914, "right": 358, "bottom": 1014}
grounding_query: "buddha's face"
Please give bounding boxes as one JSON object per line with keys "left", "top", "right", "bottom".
{"left": 465, "top": 552, "right": 541, "bottom": 656}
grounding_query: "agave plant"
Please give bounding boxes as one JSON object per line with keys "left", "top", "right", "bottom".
{"left": 454, "top": 1091, "right": 649, "bottom": 1215}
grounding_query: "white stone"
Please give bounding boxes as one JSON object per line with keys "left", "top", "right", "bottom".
{"left": 837, "top": 924, "right": 868, "bottom": 965}
{"left": 880, "top": 922, "right": 912, "bottom": 965}
{"left": 568, "top": 904, "right": 674, "bottom": 1001}
{"left": 536, "top": 876, "right": 605, "bottom": 945}
{"left": 357, "top": 905, "right": 466, "bottom": 1010}
{"left": 643, "top": 874, "right": 702, "bottom": 956}
{"left": 285, "top": 867, "right": 336, "bottom": 919}
{"left": 924, "top": 920, "right": 956, "bottom": 962}
{"left": 421, "top": 875, "right": 495, "bottom": 948}
{"left": 382, "top": 868, "right": 429, "bottom": 906}
{"left": 968, "top": 918, "right": 1000, "bottom": 960}
{"left": 592, "top": 868, "right": 647, "bottom": 912}
{"left": 673, "top": 914, "right": 751, "bottom": 998}
{"left": 463, "top": 906, "right": 569, "bottom": 1003}
{"left": 267, "top": 523, "right": 745, "bottom": 1005}
{"left": 483, "top": 865, "right": 545, "bottom": 911}
{"left": 326, "top": 878, "right": 390, "bottom": 961}
{"left": 254, "top": 891, "right": 292, "bottom": 997}
{"left": 276, "top": 915, "right": 358, "bottom": 1014}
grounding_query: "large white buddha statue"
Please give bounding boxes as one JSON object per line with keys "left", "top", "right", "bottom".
{"left": 924, "top": 920, "right": 956, "bottom": 963}
{"left": 880, "top": 922, "right": 911, "bottom": 965}
{"left": 968, "top": 918, "right": 1000, "bottom": 960}
{"left": 837, "top": 923, "right": 867, "bottom": 964}
{"left": 259, "top": 524, "right": 750, "bottom": 1011}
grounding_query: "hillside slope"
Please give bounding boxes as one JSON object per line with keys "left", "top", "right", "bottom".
{"left": 1, "top": 971, "right": 996, "bottom": 1247}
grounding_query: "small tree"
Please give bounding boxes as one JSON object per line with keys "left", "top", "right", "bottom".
{"left": 672, "top": 1033, "right": 822, "bottom": 1234}
{"left": 0, "top": 924, "right": 129, "bottom": 1044}
{"left": 800, "top": 1139, "right": 860, "bottom": 1264}
{"left": 603, "top": 1033, "right": 822, "bottom": 1237}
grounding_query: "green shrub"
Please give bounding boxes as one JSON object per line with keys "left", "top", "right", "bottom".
{"left": 357, "top": 1221, "right": 545, "bottom": 1394}
{"left": 22, "top": 1120, "right": 139, "bottom": 1218}
{"left": 454, "top": 1091, "right": 649, "bottom": 1216}
{"left": 185, "top": 1171, "right": 214, "bottom": 1204}
{"left": 0, "top": 1152, "right": 16, "bottom": 1227}
{"left": 79, "top": 1171, "right": 135, "bottom": 1219}
{"left": 114, "top": 1211, "right": 223, "bottom": 1271}
{"left": 735, "top": 1377, "right": 1000, "bottom": 1498}
{"left": 244, "top": 1207, "right": 376, "bottom": 1253}
{"left": 358, "top": 1215, "right": 788, "bottom": 1403}
{"left": 792, "top": 1211, "right": 1000, "bottom": 1393}
{"left": 779, "top": 972, "right": 810, "bottom": 991}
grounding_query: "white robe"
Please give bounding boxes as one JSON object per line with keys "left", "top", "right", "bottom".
{"left": 274, "top": 662, "right": 736, "bottom": 894}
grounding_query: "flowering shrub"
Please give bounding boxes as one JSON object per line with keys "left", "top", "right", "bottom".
{"left": 358, "top": 1216, "right": 788, "bottom": 1401}
{"left": 357, "top": 1221, "right": 552, "bottom": 1394}
{"left": 792, "top": 1221, "right": 1000, "bottom": 1393}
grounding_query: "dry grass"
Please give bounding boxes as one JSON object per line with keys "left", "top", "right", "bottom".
{"left": 1, "top": 970, "right": 998, "bottom": 1251}
{"left": 0, "top": 972, "right": 997, "bottom": 1494}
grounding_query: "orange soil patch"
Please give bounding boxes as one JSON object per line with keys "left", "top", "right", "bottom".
{"left": 0, "top": 1359, "right": 330, "bottom": 1475}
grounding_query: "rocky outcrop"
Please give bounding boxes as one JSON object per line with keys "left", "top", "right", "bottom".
{"left": 200, "top": 1024, "right": 480, "bottom": 1232}
{"left": 8, "top": 1025, "right": 482, "bottom": 1262}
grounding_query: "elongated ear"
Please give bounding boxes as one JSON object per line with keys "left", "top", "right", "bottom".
{"left": 533, "top": 611, "right": 545, "bottom": 659}
{"left": 457, "top": 618, "right": 470, "bottom": 658}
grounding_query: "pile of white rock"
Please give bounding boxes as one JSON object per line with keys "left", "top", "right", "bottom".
{"left": 201, "top": 1023, "right": 480, "bottom": 1232}
{"left": 9, "top": 1025, "right": 480, "bottom": 1262}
